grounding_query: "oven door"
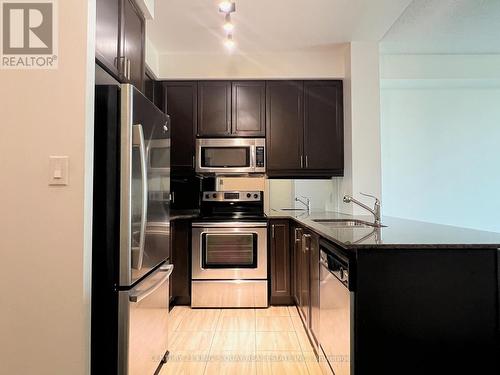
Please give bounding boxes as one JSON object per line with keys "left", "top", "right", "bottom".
{"left": 196, "top": 138, "right": 257, "bottom": 175}
{"left": 192, "top": 222, "right": 268, "bottom": 280}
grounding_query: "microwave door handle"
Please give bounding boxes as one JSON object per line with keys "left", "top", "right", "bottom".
{"left": 129, "top": 264, "right": 174, "bottom": 303}
{"left": 132, "top": 124, "right": 148, "bottom": 271}
{"left": 250, "top": 145, "right": 256, "bottom": 169}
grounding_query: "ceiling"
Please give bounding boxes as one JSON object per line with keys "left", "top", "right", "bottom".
{"left": 381, "top": 0, "right": 500, "bottom": 54}
{"left": 147, "top": 0, "right": 412, "bottom": 54}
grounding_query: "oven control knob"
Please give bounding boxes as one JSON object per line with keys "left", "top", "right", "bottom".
{"left": 247, "top": 193, "right": 251, "bottom": 198}
{"left": 205, "top": 194, "right": 210, "bottom": 199}
{"left": 254, "top": 194, "right": 259, "bottom": 199}
{"left": 212, "top": 193, "right": 218, "bottom": 199}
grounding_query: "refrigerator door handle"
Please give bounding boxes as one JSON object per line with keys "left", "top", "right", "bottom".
{"left": 132, "top": 124, "right": 148, "bottom": 271}
{"left": 129, "top": 264, "right": 174, "bottom": 303}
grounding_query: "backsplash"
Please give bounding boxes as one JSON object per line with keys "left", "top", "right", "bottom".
{"left": 268, "top": 178, "right": 344, "bottom": 212}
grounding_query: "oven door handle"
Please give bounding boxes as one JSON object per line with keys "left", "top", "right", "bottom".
{"left": 192, "top": 222, "right": 268, "bottom": 228}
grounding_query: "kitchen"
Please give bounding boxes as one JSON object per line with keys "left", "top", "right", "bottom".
{"left": 1, "top": 1, "right": 499, "bottom": 375}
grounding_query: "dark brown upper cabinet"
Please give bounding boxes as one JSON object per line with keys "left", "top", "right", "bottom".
{"left": 164, "top": 81, "right": 198, "bottom": 172}
{"left": 96, "top": 0, "right": 121, "bottom": 78}
{"left": 197, "top": 81, "right": 266, "bottom": 137}
{"left": 303, "top": 81, "right": 344, "bottom": 174}
{"left": 121, "top": 0, "right": 145, "bottom": 90}
{"left": 197, "top": 81, "right": 232, "bottom": 137}
{"left": 96, "top": 0, "right": 145, "bottom": 91}
{"left": 266, "top": 80, "right": 344, "bottom": 178}
{"left": 144, "top": 68, "right": 163, "bottom": 109}
{"left": 266, "top": 81, "right": 304, "bottom": 173}
{"left": 231, "top": 81, "right": 266, "bottom": 136}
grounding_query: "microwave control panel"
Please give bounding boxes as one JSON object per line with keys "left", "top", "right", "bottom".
{"left": 256, "top": 147, "right": 265, "bottom": 168}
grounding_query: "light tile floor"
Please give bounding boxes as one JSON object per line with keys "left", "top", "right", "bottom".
{"left": 160, "top": 306, "right": 323, "bottom": 375}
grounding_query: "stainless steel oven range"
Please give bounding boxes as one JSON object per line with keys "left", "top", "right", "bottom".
{"left": 191, "top": 191, "right": 268, "bottom": 308}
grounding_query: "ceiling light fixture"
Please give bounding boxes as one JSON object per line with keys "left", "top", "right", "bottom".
{"left": 223, "top": 14, "right": 235, "bottom": 33}
{"left": 224, "top": 34, "right": 236, "bottom": 50}
{"left": 218, "top": 1, "right": 235, "bottom": 13}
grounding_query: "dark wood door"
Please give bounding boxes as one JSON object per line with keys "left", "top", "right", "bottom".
{"left": 266, "top": 81, "right": 304, "bottom": 175}
{"left": 303, "top": 81, "right": 344, "bottom": 174}
{"left": 96, "top": 0, "right": 120, "bottom": 77}
{"left": 165, "top": 82, "right": 197, "bottom": 171}
{"left": 270, "top": 220, "right": 292, "bottom": 305}
{"left": 299, "top": 231, "right": 311, "bottom": 324}
{"left": 232, "top": 81, "right": 266, "bottom": 137}
{"left": 144, "top": 69, "right": 163, "bottom": 110}
{"left": 292, "top": 225, "right": 303, "bottom": 305}
{"left": 121, "top": 0, "right": 145, "bottom": 90}
{"left": 197, "top": 81, "right": 231, "bottom": 137}
{"left": 170, "top": 219, "right": 191, "bottom": 305}
{"left": 309, "top": 231, "right": 320, "bottom": 346}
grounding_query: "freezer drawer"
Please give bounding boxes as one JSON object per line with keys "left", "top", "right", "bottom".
{"left": 118, "top": 264, "right": 173, "bottom": 375}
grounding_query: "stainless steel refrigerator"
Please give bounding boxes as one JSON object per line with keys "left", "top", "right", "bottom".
{"left": 92, "top": 76, "right": 172, "bottom": 375}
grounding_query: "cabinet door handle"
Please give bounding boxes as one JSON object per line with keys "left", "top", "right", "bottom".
{"left": 305, "top": 155, "right": 309, "bottom": 168}
{"left": 302, "top": 234, "right": 311, "bottom": 253}
{"left": 126, "top": 58, "right": 131, "bottom": 81}
{"left": 300, "top": 155, "right": 304, "bottom": 168}
{"left": 117, "top": 56, "right": 126, "bottom": 79}
{"left": 295, "top": 228, "right": 302, "bottom": 243}
{"left": 271, "top": 224, "right": 275, "bottom": 239}
{"left": 192, "top": 155, "right": 195, "bottom": 168}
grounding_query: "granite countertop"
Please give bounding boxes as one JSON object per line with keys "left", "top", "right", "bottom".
{"left": 267, "top": 209, "right": 500, "bottom": 250}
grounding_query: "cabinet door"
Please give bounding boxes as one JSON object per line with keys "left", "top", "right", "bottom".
{"left": 309, "top": 231, "right": 320, "bottom": 347}
{"left": 232, "top": 81, "right": 266, "bottom": 136}
{"left": 165, "top": 82, "right": 197, "bottom": 171}
{"left": 299, "top": 231, "right": 311, "bottom": 324}
{"left": 171, "top": 219, "right": 191, "bottom": 305}
{"left": 122, "top": 0, "right": 145, "bottom": 90}
{"left": 96, "top": 0, "right": 121, "bottom": 77}
{"left": 197, "top": 81, "right": 231, "bottom": 137}
{"left": 144, "top": 70, "right": 164, "bottom": 110}
{"left": 270, "top": 220, "right": 291, "bottom": 305}
{"left": 266, "top": 81, "right": 304, "bottom": 175}
{"left": 292, "top": 225, "right": 303, "bottom": 305}
{"left": 304, "top": 81, "right": 343, "bottom": 174}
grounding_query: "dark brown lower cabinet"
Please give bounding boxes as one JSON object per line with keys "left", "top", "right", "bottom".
{"left": 299, "top": 230, "right": 311, "bottom": 324}
{"left": 291, "top": 224, "right": 303, "bottom": 305}
{"left": 170, "top": 218, "right": 191, "bottom": 305}
{"left": 308, "top": 230, "right": 320, "bottom": 347}
{"left": 269, "top": 220, "right": 292, "bottom": 305}
{"left": 294, "top": 225, "right": 319, "bottom": 350}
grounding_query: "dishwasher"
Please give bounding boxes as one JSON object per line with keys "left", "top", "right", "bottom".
{"left": 319, "top": 240, "right": 354, "bottom": 375}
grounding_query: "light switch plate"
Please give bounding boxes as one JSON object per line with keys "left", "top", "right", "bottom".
{"left": 49, "top": 156, "right": 69, "bottom": 186}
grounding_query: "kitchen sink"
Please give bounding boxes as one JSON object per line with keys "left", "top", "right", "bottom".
{"left": 312, "top": 219, "right": 384, "bottom": 228}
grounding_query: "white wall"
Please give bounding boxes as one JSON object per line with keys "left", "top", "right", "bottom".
{"left": 156, "top": 44, "right": 347, "bottom": 80}
{"left": 145, "top": 37, "right": 160, "bottom": 77}
{"left": 381, "top": 54, "right": 500, "bottom": 233}
{"left": 0, "top": 1, "right": 95, "bottom": 374}
{"left": 268, "top": 179, "right": 339, "bottom": 212}
{"left": 339, "top": 42, "right": 382, "bottom": 214}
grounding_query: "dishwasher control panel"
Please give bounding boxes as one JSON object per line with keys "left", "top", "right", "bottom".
{"left": 320, "top": 245, "right": 350, "bottom": 288}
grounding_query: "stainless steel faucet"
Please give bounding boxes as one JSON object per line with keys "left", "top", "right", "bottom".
{"left": 343, "top": 193, "right": 381, "bottom": 226}
{"left": 295, "top": 196, "right": 311, "bottom": 213}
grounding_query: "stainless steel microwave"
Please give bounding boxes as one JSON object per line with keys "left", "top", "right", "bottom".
{"left": 195, "top": 138, "right": 266, "bottom": 175}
